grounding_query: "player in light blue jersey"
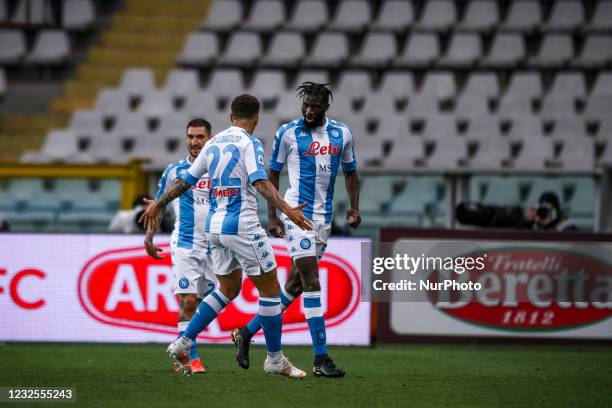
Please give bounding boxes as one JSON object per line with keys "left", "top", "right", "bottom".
{"left": 140, "top": 95, "right": 313, "bottom": 378}
{"left": 233, "top": 82, "right": 361, "bottom": 378}
{"left": 144, "top": 118, "right": 215, "bottom": 374}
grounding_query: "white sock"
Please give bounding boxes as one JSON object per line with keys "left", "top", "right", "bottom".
{"left": 267, "top": 350, "right": 285, "bottom": 362}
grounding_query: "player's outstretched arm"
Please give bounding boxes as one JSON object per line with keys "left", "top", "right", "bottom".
{"left": 254, "top": 179, "right": 313, "bottom": 231}
{"left": 139, "top": 179, "right": 191, "bottom": 230}
{"left": 266, "top": 169, "right": 285, "bottom": 237}
{"left": 144, "top": 214, "right": 164, "bottom": 260}
{"left": 345, "top": 170, "right": 361, "bottom": 228}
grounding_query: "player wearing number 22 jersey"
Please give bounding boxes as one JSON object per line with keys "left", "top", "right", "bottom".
{"left": 158, "top": 94, "right": 312, "bottom": 378}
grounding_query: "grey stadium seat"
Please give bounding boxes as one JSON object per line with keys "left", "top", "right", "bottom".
{"left": 481, "top": 33, "right": 525, "bottom": 67}
{"left": 111, "top": 112, "right": 148, "bottom": 139}
{"left": 420, "top": 72, "right": 457, "bottom": 100}
{"left": 370, "top": 0, "right": 414, "bottom": 32}
{"left": 305, "top": 32, "right": 349, "bottom": 68}
{"left": 69, "top": 109, "right": 104, "bottom": 135}
{"left": 394, "top": 32, "right": 439, "bottom": 68}
{"left": 540, "top": 95, "right": 579, "bottom": 120}
{"left": 294, "top": 70, "right": 329, "bottom": 88}
{"left": 542, "top": 0, "right": 584, "bottom": 32}
{"left": 528, "top": 34, "right": 574, "bottom": 68}
{"left": 95, "top": 89, "right": 130, "bottom": 119}
{"left": 218, "top": 32, "right": 262, "bottom": 66}
{"left": 351, "top": 32, "right": 396, "bottom": 67}
{"left": 163, "top": 69, "right": 200, "bottom": 100}
{"left": 548, "top": 73, "right": 586, "bottom": 99}
{"left": 422, "top": 115, "right": 457, "bottom": 140}
{"left": 183, "top": 91, "right": 220, "bottom": 118}
{"left": 206, "top": 69, "right": 245, "bottom": 101}
{"left": 199, "top": 0, "right": 242, "bottom": 31}
{"left": 63, "top": 0, "right": 95, "bottom": 30}
{"left": 335, "top": 70, "right": 372, "bottom": 100}
{"left": 585, "top": 1, "right": 612, "bottom": 32}
{"left": 0, "top": 29, "right": 25, "bottom": 64}
{"left": 25, "top": 30, "right": 70, "bottom": 65}
{"left": 455, "top": 94, "right": 489, "bottom": 115}
{"left": 361, "top": 92, "right": 398, "bottom": 120}
{"left": 285, "top": 0, "right": 328, "bottom": 32}
{"left": 138, "top": 90, "right": 174, "bottom": 118}
{"left": 572, "top": 35, "right": 612, "bottom": 68}
{"left": 555, "top": 137, "right": 594, "bottom": 171}
{"left": 457, "top": 0, "right": 498, "bottom": 32}
{"left": 248, "top": 70, "right": 286, "bottom": 106}
{"left": 497, "top": 93, "right": 533, "bottom": 118}
{"left": 426, "top": 138, "right": 468, "bottom": 170}
{"left": 177, "top": 32, "right": 218, "bottom": 67}
{"left": 243, "top": 0, "right": 284, "bottom": 31}
{"left": 21, "top": 130, "right": 79, "bottom": 163}
{"left": 462, "top": 72, "right": 500, "bottom": 98}
{"left": 379, "top": 71, "right": 415, "bottom": 102}
{"left": 464, "top": 116, "right": 501, "bottom": 139}
{"left": 260, "top": 32, "right": 305, "bottom": 67}
{"left": 506, "top": 116, "right": 543, "bottom": 141}
{"left": 512, "top": 137, "right": 554, "bottom": 170}
{"left": 591, "top": 71, "right": 612, "bottom": 96}
{"left": 414, "top": 0, "right": 457, "bottom": 31}
{"left": 438, "top": 32, "right": 481, "bottom": 67}
{"left": 501, "top": 0, "right": 542, "bottom": 31}
{"left": 584, "top": 95, "right": 612, "bottom": 121}
{"left": 275, "top": 91, "right": 302, "bottom": 122}
{"left": 385, "top": 137, "right": 425, "bottom": 171}
{"left": 329, "top": 0, "right": 370, "bottom": 32}
{"left": 119, "top": 69, "right": 156, "bottom": 99}
{"left": 469, "top": 137, "right": 511, "bottom": 170}
{"left": 505, "top": 72, "right": 543, "bottom": 98}
{"left": 156, "top": 112, "right": 190, "bottom": 136}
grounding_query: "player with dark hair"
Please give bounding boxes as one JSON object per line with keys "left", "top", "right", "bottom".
{"left": 144, "top": 117, "right": 214, "bottom": 374}
{"left": 232, "top": 82, "right": 361, "bottom": 378}
{"left": 140, "top": 94, "right": 312, "bottom": 378}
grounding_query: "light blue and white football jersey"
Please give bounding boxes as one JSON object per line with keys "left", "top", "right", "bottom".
{"left": 269, "top": 117, "right": 357, "bottom": 223}
{"left": 182, "top": 126, "right": 267, "bottom": 236}
{"left": 156, "top": 156, "right": 210, "bottom": 250}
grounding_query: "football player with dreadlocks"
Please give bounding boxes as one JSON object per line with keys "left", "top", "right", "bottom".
{"left": 232, "top": 82, "right": 361, "bottom": 378}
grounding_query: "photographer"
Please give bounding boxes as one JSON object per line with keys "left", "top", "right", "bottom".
{"left": 525, "top": 191, "right": 577, "bottom": 232}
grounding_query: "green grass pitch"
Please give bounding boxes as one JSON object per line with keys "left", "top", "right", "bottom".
{"left": 0, "top": 343, "right": 610, "bottom": 408}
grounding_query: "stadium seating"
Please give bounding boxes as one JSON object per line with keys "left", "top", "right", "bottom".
{"left": 12, "top": 0, "right": 612, "bottom": 232}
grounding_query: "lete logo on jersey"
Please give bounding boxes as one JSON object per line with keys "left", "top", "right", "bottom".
{"left": 77, "top": 244, "right": 360, "bottom": 340}
{"left": 304, "top": 141, "right": 341, "bottom": 157}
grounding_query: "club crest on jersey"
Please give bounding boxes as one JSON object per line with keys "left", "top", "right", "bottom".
{"left": 178, "top": 278, "right": 189, "bottom": 289}
{"left": 330, "top": 129, "right": 340, "bottom": 138}
{"left": 300, "top": 239, "right": 312, "bottom": 250}
{"left": 304, "top": 141, "right": 341, "bottom": 157}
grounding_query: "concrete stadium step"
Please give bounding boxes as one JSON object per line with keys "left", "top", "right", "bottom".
{"left": 75, "top": 65, "right": 170, "bottom": 84}
{"left": 87, "top": 49, "right": 177, "bottom": 67}
{"left": 0, "top": 135, "right": 44, "bottom": 162}
{"left": 124, "top": 0, "right": 211, "bottom": 15}
{"left": 112, "top": 15, "right": 202, "bottom": 32}
{"left": 101, "top": 32, "right": 186, "bottom": 51}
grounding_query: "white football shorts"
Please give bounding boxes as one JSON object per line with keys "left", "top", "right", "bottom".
{"left": 280, "top": 213, "right": 331, "bottom": 261}
{"left": 207, "top": 228, "right": 277, "bottom": 276}
{"left": 170, "top": 245, "right": 216, "bottom": 298}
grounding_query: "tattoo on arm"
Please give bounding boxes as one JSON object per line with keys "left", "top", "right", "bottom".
{"left": 157, "top": 179, "right": 190, "bottom": 208}
{"left": 345, "top": 171, "right": 360, "bottom": 210}
{"left": 145, "top": 211, "right": 164, "bottom": 240}
{"left": 255, "top": 180, "right": 289, "bottom": 213}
